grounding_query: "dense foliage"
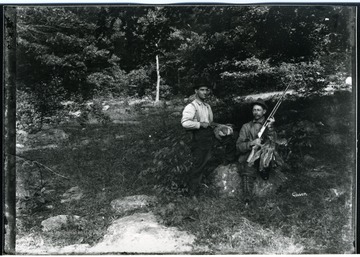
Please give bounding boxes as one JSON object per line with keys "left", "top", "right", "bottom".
{"left": 16, "top": 5, "right": 353, "bottom": 122}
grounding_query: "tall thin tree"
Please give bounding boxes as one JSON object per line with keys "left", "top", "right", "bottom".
{"left": 155, "top": 44, "right": 161, "bottom": 102}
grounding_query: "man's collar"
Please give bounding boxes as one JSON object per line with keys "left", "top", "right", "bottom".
{"left": 252, "top": 116, "right": 265, "bottom": 124}
{"left": 194, "top": 98, "right": 205, "bottom": 106}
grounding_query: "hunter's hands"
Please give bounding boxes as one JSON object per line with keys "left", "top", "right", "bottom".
{"left": 200, "top": 122, "right": 210, "bottom": 128}
{"left": 251, "top": 138, "right": 262, "bottom": 147}
{"left": 268, "top": 117, "right": 275, "bottom": 125}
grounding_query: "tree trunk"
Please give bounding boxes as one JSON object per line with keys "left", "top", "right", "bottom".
{"left": 155, "top": 54, "right": 160, "bottom": 102}
{"left": 4, "top": 6, "right": 17, "bottom": 254}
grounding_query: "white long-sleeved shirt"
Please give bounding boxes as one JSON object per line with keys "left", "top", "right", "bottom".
{"left": 181, "top": 99, "right": 213, "bottom": 130}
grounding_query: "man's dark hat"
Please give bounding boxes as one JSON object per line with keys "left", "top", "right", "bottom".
{"left": 193, "top": 83, "right": 210, "bottom": 90}
{"left": 251, "top": 98, "right": 268, "bottom": 110}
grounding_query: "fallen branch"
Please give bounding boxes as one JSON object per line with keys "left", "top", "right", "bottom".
{"left": 8, "top": 153, "right": 70, "bottom": 180}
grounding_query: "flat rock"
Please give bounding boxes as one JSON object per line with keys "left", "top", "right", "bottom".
{"left": 80, "top": 139, "right": 91, "bottom": 146}
{"left": 87, "top": 117, "right": 99, "bottom": 124}
{"left": 17, "top": 129, "right": 29, "bottom": 143}
{"left": 41, "top": 215, "right": 84, "bottom": 232}
{"left": 323, "top": 133, "right": 343, "bottom": 146}
{"left": 90, "top": 212, "right": 195, "bottom": 253}
{"left": 112, "top": 120, "right": 140, "bottom": 125}
{"left": 115, "top": 134, "right": 125, "bottom": 139}
{"left": 303, "top": 154, "right": 316, "bottom": 166}
{"left": 61, "top": 186, "right": 84, "bottom": 203}
{"left": 111, "top": 195, "right": 157, "bottom": 214}
{"left": 28, "top": 128, "right": 69, "bottom": 146}
{"left": 16, "top": 143, "right": 25, "bottom": 148}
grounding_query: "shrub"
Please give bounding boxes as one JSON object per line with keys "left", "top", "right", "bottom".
{"left": 16, "top": 90, "right": 43, "bottom": 133}
{"left": 139, "top": 121, "right": 193, "bottom": 196}
{"left": 219, "top": 58, "right": 328, "bottom": 98}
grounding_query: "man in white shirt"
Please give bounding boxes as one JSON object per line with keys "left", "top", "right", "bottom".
{"left": 181, "top": 84, "right": 235, "bottom": 196}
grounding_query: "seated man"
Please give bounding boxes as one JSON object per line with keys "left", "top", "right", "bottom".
{"left": 236, "top": 98, "right": 276, "bottom": 204}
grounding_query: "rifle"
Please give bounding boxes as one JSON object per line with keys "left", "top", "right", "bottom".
{"left": 246, "top": 84, "right": 291, "bottom": 163}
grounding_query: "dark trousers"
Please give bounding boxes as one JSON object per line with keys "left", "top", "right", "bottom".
{"left": 240, "top": 161, "right": 258, "bottom": 178}
{"left": 219, "top": 131, "right": 238, "bottom": 163}
{"left": 187, "top": 128, "right": 237, "bottom": 195}
{"left": 187, "top": 128, "right": 214, "bottom": 195}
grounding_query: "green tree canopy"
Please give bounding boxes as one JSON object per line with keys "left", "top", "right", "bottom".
{"left": 16, "top": 5, "right": 353, "bottom": 111}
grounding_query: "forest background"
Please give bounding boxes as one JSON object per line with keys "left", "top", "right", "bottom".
{"left": 16, "top": 5, "right": 353, "bottom": 123}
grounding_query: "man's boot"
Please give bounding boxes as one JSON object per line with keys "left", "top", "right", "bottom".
{"left": 259, "top": 169, "right": 269, "bottom": 180}
{"left": 242, "top": 176, "right": 254, "bottom": 205}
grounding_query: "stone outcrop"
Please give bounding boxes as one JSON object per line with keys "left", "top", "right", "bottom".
{"left": 213, "top": 164, "right": 287, "bottom": 197}
{"left": 213, "top": 164, "right": 241, "bottom": 197}
{"left": 90, "top": 212, "right": 195, "bottom": 253}
{"left": 41, "top": 215, "right": 84, "bottom": 232}
{"left": 61, "top": 186, "right": 84, "bottom": 203}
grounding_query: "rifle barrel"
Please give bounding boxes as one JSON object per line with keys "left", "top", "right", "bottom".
{"left": 268, "top": 84, "right": 291, "bottom": 118}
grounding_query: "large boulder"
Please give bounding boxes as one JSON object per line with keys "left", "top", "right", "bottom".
{"left": 90, "top": 212, "right": 195, "bottom": 253}
{"left": 41, "top": 215, "right": 84, "bottom": 232}
{"left": 213, "top": 164, "right": 287, "bottom": 198}
{"left": 213, "top": 164, "right": 241, "bottom": 197}
{"left": 110, "top": 195, "right": 157, "bottom": 215}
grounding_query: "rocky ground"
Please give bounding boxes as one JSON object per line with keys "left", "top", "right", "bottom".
{"left": 11, "top": 89, "right": 355, "bottom": 254}
{"left": 17, "top": 194, "right": 197, "bottom": 254}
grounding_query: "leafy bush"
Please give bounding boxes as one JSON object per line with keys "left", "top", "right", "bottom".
{"left": 88, "top": 66, "right": 153, "bottom": 98}
{"left": 16, "top": 90, "right": 43, "bottom": 133}
{"left": 139, "top": 120, "right": 193, "bottom": 196}
{"left": 17, "top": 78, "right": 67, "bottom": 132}
{"left": 219, "top": 58, "right": 328, "bottom": 98}
{"left": 278, "top": 61, "right": 328, "bottom": 95}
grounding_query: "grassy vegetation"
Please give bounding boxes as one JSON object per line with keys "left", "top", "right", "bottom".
{"left": 16, "top": 91, "right": 355, "bottom": 253}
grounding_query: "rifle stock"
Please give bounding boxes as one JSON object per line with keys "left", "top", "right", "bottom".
{"left": 247, "top": 146, "right": 256, "bottom": 163}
